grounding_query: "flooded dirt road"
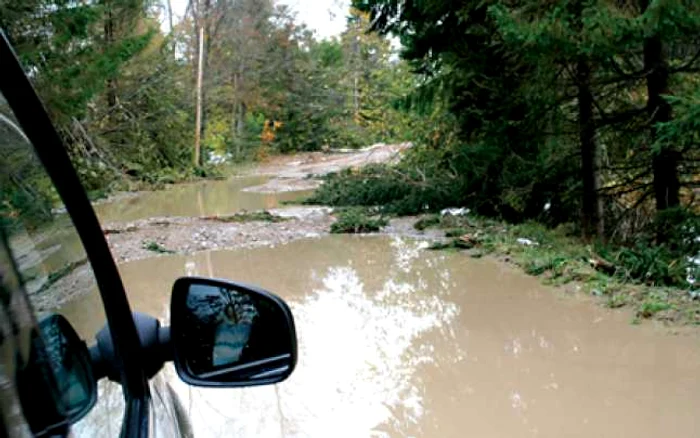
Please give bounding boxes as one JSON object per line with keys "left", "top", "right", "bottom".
{"left": 26, "top": 145, "right": 408, "bottom": 310}
{"left": 94, "top": 143, "right": 409, "bottom": 225}
{"left": 61, "top": 236, "right": 700, "bottom": 437}
{"left": 94, "top": 175, "right": 313, "bottom": 224}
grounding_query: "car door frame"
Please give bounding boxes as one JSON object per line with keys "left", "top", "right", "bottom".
{"left": 0, "top": 30, "right": 151, "bottom": 437}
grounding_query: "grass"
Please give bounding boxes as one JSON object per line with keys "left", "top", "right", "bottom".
{"left": 606, "top": 293, "right": 628, "bottom": 309}
{"left": 202, "top": 210, "right": 288, "bottom": 223}
{"left": 331, "top": 208, "right": 388, "bottom": 234}
{"left": 414, "top": 215, "right": 441, "bottom": 231}
{"left": 637, "top": 300, "right": 673, "bottom": 318}
{"left": 416, "top": 213, "right": 700, "bottom": 326}
{"left": 142, "top": 241, "right": 175, "bottom": 254}
{"left": 444, "top": 228, "right": 469, "bottom": 238}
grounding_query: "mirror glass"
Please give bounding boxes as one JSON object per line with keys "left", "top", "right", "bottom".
{"left": 174, "top": 279, "right": 296, "bottom": 386}
{"left": 38, "top": 315, "right": 97, "bottom": 420}
{"left": 18, "top": 314, "right": 96, "bottom": 435}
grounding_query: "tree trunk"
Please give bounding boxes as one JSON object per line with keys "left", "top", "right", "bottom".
{"left": 194, "top": 25, "right": 204, "bottom": 166}
{"left": 165, "top": 0, "right": 175, "bottom": 53}
{"left": 644, "top": 34, "right": 680, "bottom": 211}
{"left": 352, "top": 35, "right": 360, "bottom": 118}
{"left": 201, "top": 20, "right": 211, "bottom": 151}
{"left": 573, "top": 0, "right": 604, "bottom": 239}
{"left": 353, "top": 75, "right": 359, "bottom": 116}
{"left": 577, "top": 58, "right": 604, "bottom": 239}
{"left": 237, "top": 101, "right": 247, "bottom": 156}
{"left": 104, "top": 2, "right": 117, "bottom": 107}
{"left": 231, "top": 71, "right": 240, "bottom": 156}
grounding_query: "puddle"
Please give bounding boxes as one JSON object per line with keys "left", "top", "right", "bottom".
{"left": 61, "top": 235, "right": 700, "bottom": 437}
{"left": 94, "top": 176, "right": 313, "bottom": 223}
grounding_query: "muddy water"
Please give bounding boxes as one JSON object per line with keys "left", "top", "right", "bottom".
{"left": 94, "top": 176, "right": 312, "bottom": 223}
{"left": 61, "top": 235, "right": 700, "bottom": 437}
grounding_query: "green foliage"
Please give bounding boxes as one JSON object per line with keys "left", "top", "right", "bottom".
{"left": 414, "top": 215, "right": 441, "bottom": 231}
{"left": 330, "top": 208, "right": 388, "bottom": 234}
{"left": 444, "top": 228, "right": 469, "bottom": 238}
{"left": 614, "top": 243, "right": 687, "bottom": 286}
{"left": 3, "top": 0, "right": 416, "bottom": 201}
{"left": 307, "top": 166, "right": 411, "bottom": 205}
{"left": 269, "top": 10, "right": 413, "bottom": 153}
{"left": 427, "top": 238, "right": 475, "bottom": 251}
{"left": 0, "top": 108, "right": 58, "bottom": 230}
{"left": 0, "top": 0, "right": 211, "bottom": 195}
{"left": 606, "top": 294, "right": 628, "bottom": 309}
{"left": 142, "top": 241, "right": 175, "bottom": 254}
{"left": 638, "top": 299, "right": 673, "bottom": 319}
{"left": 202, "top": 211, "right": 288, "bottom": 223}
{"left": 590, "top": 209, "right": 700, "bottom": 287}
{"left": 351, "top": 0, "right": 700, "bottom": 236}
{"left": 305, "top": 164, "right": 461, "bottom": 215}
{"left": 2, "top": 0, "right": 153, "bottom": 124}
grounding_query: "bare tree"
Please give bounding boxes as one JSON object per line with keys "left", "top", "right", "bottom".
{"left": 194, "top": 24, "right": 204, "bottom": 166}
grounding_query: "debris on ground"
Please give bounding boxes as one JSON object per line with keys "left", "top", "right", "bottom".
{"left": 441, "top": 207, "right": 470, "bottom": 216}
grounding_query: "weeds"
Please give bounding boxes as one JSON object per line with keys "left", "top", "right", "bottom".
{"left": 444, "top": 228, "right": 469, "bottom": 238}
{"left": 305, "top": 166, "right": 459, "bottom": 215}
{"left": 637, "top": 300, "right": 672, "bottom": 318}
{"left": 331, "top": 208, "right": 388, "bottom": 234}
{"left": 606, "top": 294, "right": 628, "bottom": 309}
{"left": 414, "top": 215, "right": 441, "bottom": 231}
{"left": 142, "top": 241, "right": 175, "bottom": 254}
{"left": 203, "top": 211, "right": 288, "bottom": 223}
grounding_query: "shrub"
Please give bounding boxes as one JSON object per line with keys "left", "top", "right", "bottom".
{"left": 414, "top": 215, "right": 441, "bottom": 230}
{"left": 331, "top": 208, "right": 388, "bottom": 234}
{"left": 305, "top": 165, "right": 461, "bottom": 215}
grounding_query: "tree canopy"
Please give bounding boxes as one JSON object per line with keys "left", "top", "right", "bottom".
{"left": 1, "top": 0, "right": 411, "bottom": 192}
{"left": 349, "top": 0, "right": 700, "bottom": 242}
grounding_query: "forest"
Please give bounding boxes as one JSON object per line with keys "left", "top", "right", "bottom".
{"left": 1, "top": 0, "right": 699, "bottom": 290}
{"left": 1, "top": 0, "right": 412, "bottom": 193}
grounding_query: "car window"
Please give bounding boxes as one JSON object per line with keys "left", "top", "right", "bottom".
{"left": 0, "top": 91, "right": 121, "bottom": 433}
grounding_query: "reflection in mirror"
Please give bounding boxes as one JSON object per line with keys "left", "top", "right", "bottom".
{"left": 172, "top": 278, "right": 296, "bottom": 387}
{"left": 18, "top": 314, "right": 97, "bottom": 435}
{"left": 38, "top": 315, "right": 96, "bottom": 419}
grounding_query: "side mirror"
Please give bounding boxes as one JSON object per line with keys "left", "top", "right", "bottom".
{"left": 18, "top": 314, "right": 97, "bottom": 436}
{"left": 170, "top": 277, "right": 297, "bottom": 387}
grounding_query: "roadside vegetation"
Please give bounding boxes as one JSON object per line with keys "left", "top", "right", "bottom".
{"left": 307, "top": 0, "right": 700, "bottom": 325}
{"left": 142, "top": 241, "right": 175, "bottom": 254}
{"left": 402, "top": 213, "right": 699, "bottom": 324}
{"left": 330, "top": 208, "right": 387, "bottom": 234}
{"left": 202, "top": 211, "right": 288, "bottom": 224}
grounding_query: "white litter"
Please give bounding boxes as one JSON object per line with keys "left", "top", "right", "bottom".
{"left": 441, "top": 207, "right": 470, "bottom": 216}
{"left": 517, "top": 238, "right": 539, "bottom": 246}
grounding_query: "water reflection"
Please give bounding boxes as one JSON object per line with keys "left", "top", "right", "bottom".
{"left": 60, "top": 236, "right": 700, "bottom": 437}
{"left": 94, "top": 176, "right": 313, "bottom": 223}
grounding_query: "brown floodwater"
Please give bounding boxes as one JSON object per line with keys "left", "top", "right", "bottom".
{"left": 93, "top": 175, "right": 313, "bottom": 223}
{"left": 60, "top": 235, "right": 700, "bottom": 437}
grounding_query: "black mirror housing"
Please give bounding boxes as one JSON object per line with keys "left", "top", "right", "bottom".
{"left": 170, "top": 277, "right": 297, "bottom": 387}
